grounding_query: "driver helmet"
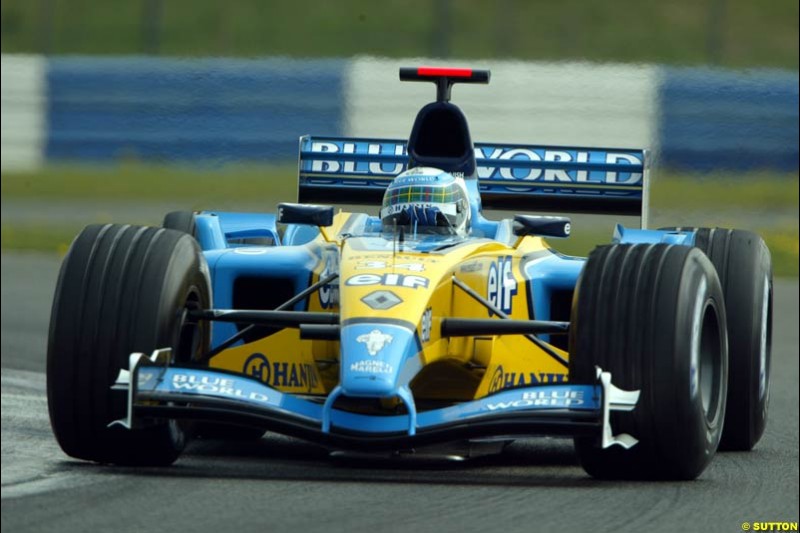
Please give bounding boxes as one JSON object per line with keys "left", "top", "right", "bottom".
{"left": 380, "top": 167, "right": 470, "bottom": 235}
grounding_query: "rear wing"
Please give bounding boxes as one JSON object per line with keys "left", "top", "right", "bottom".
{"left": 298, "top": 136, "right": 650, "bottom": 226}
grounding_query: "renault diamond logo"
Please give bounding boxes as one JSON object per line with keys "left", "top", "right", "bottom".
{"left": 361, "top": 290, "right": 402, "bottom": 310}
{"left": 357, "top": 329, "right": 393, "bottom": 356}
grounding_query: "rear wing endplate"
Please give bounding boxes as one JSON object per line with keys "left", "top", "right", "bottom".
{"left": 298, "top": 136, "right": 650, "bottom": 226}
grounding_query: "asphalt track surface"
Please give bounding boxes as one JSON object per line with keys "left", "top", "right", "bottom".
{"left": 2, "top": 251, "right": 798, "bottom": 533}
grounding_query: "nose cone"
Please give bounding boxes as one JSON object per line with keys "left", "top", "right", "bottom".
{"left": 340, "top": 323, "right": 418, "bottom": 397}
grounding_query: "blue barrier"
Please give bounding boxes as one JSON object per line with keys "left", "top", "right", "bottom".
{"left": 45, "top": 57, "right": 346, "bottom": 163}
{"left": 659, "top": 67, "right": 798, "bottom": 172}
{"left": 40, "top": 57, "right": 799, "bottom": 172}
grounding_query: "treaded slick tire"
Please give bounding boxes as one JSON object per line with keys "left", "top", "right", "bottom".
{"left": 47, "top": 224, "right": 211, "bottom": 465}
{"left": 667, "top": 227, "right": 773, "bottom": 451}
{"left": 570, "top": 244, "right": 728, "bottom": 480}
{"left": 163, "top": 211, "right": 196, "bottom": 237}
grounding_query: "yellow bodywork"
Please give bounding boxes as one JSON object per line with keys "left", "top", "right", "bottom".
{"left": 210, "top": 212, "right": 569, "bottom": 401}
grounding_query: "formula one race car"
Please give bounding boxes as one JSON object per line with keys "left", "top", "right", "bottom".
{"left": 47, "top": 67, "right": 773, "bottom": 480}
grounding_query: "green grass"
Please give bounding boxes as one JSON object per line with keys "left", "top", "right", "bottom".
{"left": 1, "top": 224, "right": 79, "bottom": 256}
{"left": 2, "top": 0, "right": 798, "bottom": 69}
{"left": 650, "top": 173, "right": 799, "bottom": 212}
{"left": 1, "top": 163, "right": 298, "bottom": 207}
{"left": 2, "top": 164, "right": 797, "bottom": 276}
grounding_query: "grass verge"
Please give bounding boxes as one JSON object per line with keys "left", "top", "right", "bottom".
{"left": 1, "top": 163, "right": 298, "bottom": 207}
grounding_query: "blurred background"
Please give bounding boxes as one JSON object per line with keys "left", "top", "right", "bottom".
{"left": 1, "top": 0, "right": 797, "bottom": 274}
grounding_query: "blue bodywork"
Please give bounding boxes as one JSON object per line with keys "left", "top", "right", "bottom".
{"left": 196, "top": 211, "right": 326, "bottom": 347}
{"left": 131, "top": 359, "right": 602, "bottom": 443}
{"left": 613, "top": 224, "right": 695, "bottom": 246}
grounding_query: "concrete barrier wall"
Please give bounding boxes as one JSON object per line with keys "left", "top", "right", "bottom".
{"left": 1, "top": 55, "right": 46, "bottom": 171}
{"left": 1, "top": 54, "right": 797, "bottom": 173}
{"left": 346, "top": 58, "right": 659, "bottom": 151}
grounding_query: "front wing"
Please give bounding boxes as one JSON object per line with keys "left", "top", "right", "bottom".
{"left": 112, "top": 350, "right": 640, "bottom": 451}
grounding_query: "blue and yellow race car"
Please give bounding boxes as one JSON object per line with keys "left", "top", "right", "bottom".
{"left": 47, "top": 67, "right": 773, "bottom": 480}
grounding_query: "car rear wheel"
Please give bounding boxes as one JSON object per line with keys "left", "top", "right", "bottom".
{"left": 570, "top": 243, "right": 728, "bottom": 480}
{"left": 663, "top": 227, "right": 773, "bottom": 450}
{"left": 162, "top": 210, "right": 197, "bottom": 237}
{"left": 47, "top": 224, "right": 211, "bottom": 465}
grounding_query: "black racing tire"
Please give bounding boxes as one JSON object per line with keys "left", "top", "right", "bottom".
{"left": 663, "top": 227, "right": 773, "bottom": 450}
{"left": 163, "top": 210, "right": 197, "bottom": 237}
{"left": 570, "top": 244, "right": 728, "bottom": 480}
{"left": 47, "top": 224, "right": 211, "bottom": 465}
